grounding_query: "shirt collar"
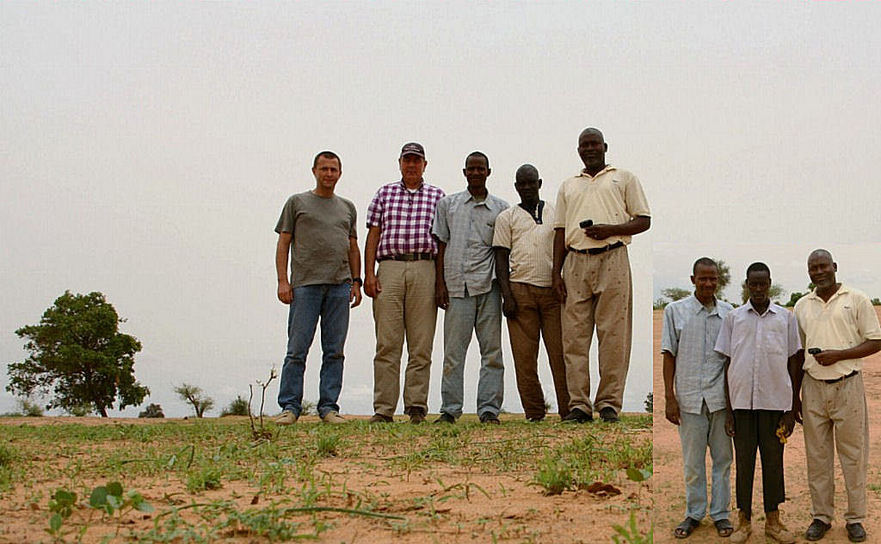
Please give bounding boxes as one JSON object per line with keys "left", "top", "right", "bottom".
{"left": 578, "top": 165, "right": 616, "bottom": 179}
{"left": 398, "top": 179, "right": 424, "bottom": 192}
{"left": 747, "top": 300, "right": 778, "bottom": 316}
{"left": 687, "top": 294, "right": 720, "bottom": 316}
{"left": 806, "top": 283, "right": 849, "bottom": 302}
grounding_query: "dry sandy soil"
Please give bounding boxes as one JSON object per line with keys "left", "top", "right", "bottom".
{"left": 653, "top": 307, "right": 881, "bottom": 543}
{"left": 0, "top": 413, "right": 651, "bottom": 543}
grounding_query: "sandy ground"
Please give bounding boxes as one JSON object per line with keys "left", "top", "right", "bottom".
{"left": 653, "top": 308, "right": 881, "bottom": 543}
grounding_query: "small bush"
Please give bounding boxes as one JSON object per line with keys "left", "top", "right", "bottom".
{"left": 644, "top": 392, "right": 653, "bottom": 413}
{"left": 220, "top": 395, "right": 250, "bottom": 417}
{"left": 138, "top": 403, "right": 165, "bottom": 418}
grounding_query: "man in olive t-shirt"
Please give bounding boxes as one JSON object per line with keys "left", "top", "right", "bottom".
{"left": 274, "top": 151, "right": 362, "bottom": 425}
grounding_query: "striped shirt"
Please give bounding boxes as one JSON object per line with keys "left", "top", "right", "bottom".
{"left": 492, "top": 201, "right": 555, "bottom": 288}
{"left": 661, "top": 295, "right": 733, "bottom": 414}
{"left": 366, "top": 180, "right": 445, "bottom": 260}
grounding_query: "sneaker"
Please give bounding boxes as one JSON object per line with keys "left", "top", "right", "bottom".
{"left": 321, "top": 411, "right": 347, "bottom": 424}
{"left": 730, "top": 510, "right": 752, "bottom": 544}
{"left": 846, "top": 523, "right": 867, "bottom": 543}
{"left": 805, "top": 519, "right": 831, "bottom": 541}
{"left": 369, "top": 413, "right": 394, "bottom": 424}
{"left": 561, "top": 407, "right": 593, "bottom": 423}
{"left": 433, "top": 412, "right": 456, "bottom": 424}
{"left": 275, "top": 410, "right": 297, "bottom": 425}
{"left": 764, "top": 510, "right": 795, "bottom": 543}
{"left": 599, "top": 407, "right": 620, "bottom": 423}
{"left": 407, "top": 408, "right": 426, "bottom": 425}
{"left": 479, "top": 413, "right": 501, "bottom": 425}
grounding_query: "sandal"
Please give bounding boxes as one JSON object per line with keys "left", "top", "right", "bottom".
{"left": 674, "top": 517, "right": 700, "bottom": 539}
{"left": 714, "top": 518, "right": 734, "bottom": 537}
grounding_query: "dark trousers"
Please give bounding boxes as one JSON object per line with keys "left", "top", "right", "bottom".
{"left": 733, "top": 409, "right": 786, "bottom": 516}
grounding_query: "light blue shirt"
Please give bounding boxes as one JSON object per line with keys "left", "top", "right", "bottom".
{"left": 662, "top": 295, "right": 733, "bottom": 414}
{"left": 432, "top": 190, "right": 509, "bottom": 298}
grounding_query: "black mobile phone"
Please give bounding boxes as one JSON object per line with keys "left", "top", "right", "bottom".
{"left": 808, "top": 347, "right": 822, "bottom": 355}
{"left": 579, "top": 219, "right": 593, "bottom": 229}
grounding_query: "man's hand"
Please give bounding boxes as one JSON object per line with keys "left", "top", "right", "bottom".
{"left": 665, "top": 395, "right": 680, "bottom": 426}
{"left": 793, "top": 396, "right": 803, "bottom": 425}
{"left": 583, "top": 223, "right": 617, "bottom": 241}
{"left": 725, "top": 410, "right": 735, "bottom": 437}
{"left": 278, "top": 279, "right": 293, "bottom": 304}
{"left": 350, "top": 283, "right": 362, "bottom": 308}
{"left": 780, "top": 411, "right": 796, "bottom": 438}
{"left": 364, "top": 275, "right": 381, "bottom": 298}
{"left": 436, "top": 280, "right": 449, "bottom": 310}
{"left": 501, "top": 296, "right": 517, "bottom": 318}
{"left": 813, "top": 349, "right": 842, "bottom": 366}
{"left": 552, "top": 275, "right": 567, "bottom": 303}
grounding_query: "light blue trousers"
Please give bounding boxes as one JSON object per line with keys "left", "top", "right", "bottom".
{"left": 440, "top": 283, "right": 504, "bottom": 419}
{"left": 679, "top": 402, "right": 733, "bottom": 521}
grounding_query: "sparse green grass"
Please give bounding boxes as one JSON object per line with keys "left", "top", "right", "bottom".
{"left": 0, "top": 414, "right": 651, "bottom": 542}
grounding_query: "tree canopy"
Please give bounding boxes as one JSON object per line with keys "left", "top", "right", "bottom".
{"left": 6, "top": 291, "right": 149, "bottom": 417}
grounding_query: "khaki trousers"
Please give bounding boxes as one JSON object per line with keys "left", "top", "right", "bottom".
{"left": 507, "top": 282, "right": 569, "bottom": 419}
{"left": 371, "top": 260, "right": 437, "bottom": 417}
{"left": 802, "top": 372, "right": 869, "bottom": 524}
{"left": 561, "top": 246, "right": 632, "bottom": 415}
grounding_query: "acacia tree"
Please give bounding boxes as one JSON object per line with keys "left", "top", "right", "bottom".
{"left": 6, "top": 291, "right": 149, "bottom": 417}
{"left": 174, "top": 383, "right": 214, "bottom": 418}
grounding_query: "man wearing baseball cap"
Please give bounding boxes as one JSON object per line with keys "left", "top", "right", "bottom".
{"left": 364, "top": 143, "right": 446, "bottom": 424}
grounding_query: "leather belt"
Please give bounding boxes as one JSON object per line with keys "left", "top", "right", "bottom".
{"left": 821, "top": 370, "right": 858, "bottom": 384}
{"left": 380, "top": 253, "right": 434, "bottom": 262}
{"left": 567, "top": 241, "right": 624, "bottom": 255}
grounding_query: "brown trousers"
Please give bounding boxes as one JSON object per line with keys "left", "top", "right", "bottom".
{"left": 506, "top": 282, "right": 570, "bottom": 420}
{"left": 561, "top": 246, "right": 632, "bottom": 415}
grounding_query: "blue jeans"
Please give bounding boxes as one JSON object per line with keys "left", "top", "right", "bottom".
{"left": 679, "top": 402, "right": 733, "bottom": 521}
{"left": 278, "top": 283, "right": 350, "bottom": 418}
{"left": 440, "top": 283, "right": 504, "bottom": 419}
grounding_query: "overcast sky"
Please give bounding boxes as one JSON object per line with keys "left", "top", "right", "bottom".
{"left": 2, "top": 3, "right": 880, "bottom": 417}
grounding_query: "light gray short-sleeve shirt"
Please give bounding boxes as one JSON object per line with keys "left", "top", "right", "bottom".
{"left": 275, "top": 191, "right": 357, "bottom": 288}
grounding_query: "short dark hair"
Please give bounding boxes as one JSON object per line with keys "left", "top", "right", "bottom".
{"left": 692, "top": 257, "right": 718, "bottom": 275}
{"left": 746, "top": 261, "right": 770, "bottom": 278}
{"left": 313, "top": 150, "right": 341, "bottom": 169}
{"left": 465, "top": 151, "right": 490, "bottom": 169}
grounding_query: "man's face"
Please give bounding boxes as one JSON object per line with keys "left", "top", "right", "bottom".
{"left": 463, "top": 155, "right": 491, "bottom": 188}
{"left": 746, "top": 269, "right": 771, "bottom": 306}
{"left": 399, "top": 154, "right": 427, "bottom": 184}
{"left": 807, "top": 254, "right": 837, "bottom": 290}
{"left": 691, "top": 264, "right": 719, "bottom": 301}
{"left": 578, "top": 131, "right": 607, "bottom": 170}
{"left": 514, "top": 174, "right": 541, "bottom": 202}
{"left": 312, "top": 156, "right": 341, "bottom": 191}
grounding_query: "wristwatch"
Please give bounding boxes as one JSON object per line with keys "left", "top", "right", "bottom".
{"left": 352, "top": 277, "right": 363, "bottom": 286}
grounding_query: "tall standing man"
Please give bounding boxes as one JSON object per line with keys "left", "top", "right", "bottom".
{"left": 364, "top": 143, "right": 445, "bottom": 425}
{"left": 433, "top": 151, "right": 509, "bottom": 424}
{"left": 275, "top": 151, "right": 361, "bottom": 425}
{"left": 715, "top": 262, "right": 800, "bottom": 544}
{"left": 794, "top": 250, "right": 881, "bottom": 543}
{"left": 493, "top": 164, "right": 569, "bottom": 422}
{"left": 552, "top": 127, "right": 651, "bottom": 423}
{"left": 661, "top": 258, "right": 734, "bottom": 539}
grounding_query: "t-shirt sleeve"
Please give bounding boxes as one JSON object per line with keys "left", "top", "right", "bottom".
{"left": 661, "top": 305, "right": 678, "bottom": 355}
{"left": 348, "top": 201, "right": 358, "bottom": 239}
{"left": 366, "top": 189, "right": 383, "bottom": 229}
{"left": 432, "top": 197, "right": 451, "bottom": 243}
{"left": 553, "top": 184, "right": 567, "bottom": 229}
{"left": 714, "top": 313, "right": 732, "bottom": 357}
{"left": 275, "top": 196, "right": 296, "bottom": 234}
{"left": 492, "top": 210, "right": 512, "bottom": 249}
{"left": 624, "top": 173, "right": 651, "bottom": 218}
{"left": 856, "top": 294, "right": 881, "bottom": 340}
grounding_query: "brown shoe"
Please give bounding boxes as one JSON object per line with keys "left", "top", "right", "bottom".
{"left": 369, "top": 413, "right": 394, "bottom": 424}
{"left": 764, "top": 510, "right": 795, "bottom": 544}
{"left": 321, "top": 411, "right": 347, "bottom": 424}
{"left": 407, "top": 408, "right": 426, "bottom": 425}
{"left": 730, "top": 511, "right": 752, "bottom": 544}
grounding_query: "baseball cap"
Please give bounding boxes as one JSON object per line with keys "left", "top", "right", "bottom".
{"left": 399, "top": 142, "right": 426, "bottom": 159}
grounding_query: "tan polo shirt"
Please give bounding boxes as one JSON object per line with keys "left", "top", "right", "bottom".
{"left": 492, "top": 201, "right": 555, "bottom": 287}
{"left": 794, "top": 284, "right": 881, "bottom": 380}
{"left": 553, "top": 165, "right": 651, "bottom": 251}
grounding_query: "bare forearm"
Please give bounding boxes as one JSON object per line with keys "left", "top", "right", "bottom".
{"left": 364, "top": 227, "right": 380, "bottom": 279}
{"left": 552, "top": 229, "right": 566, "bottom": 277}
{"left": 494, "top": 248, "right": 512, "bottom": 297}
{"left": 276, "top": 233, "right": 292, "bottom": 282}
{"left": 348, "top": 238, "right": 361, "bottom": 279}
{"left": 608, "top": 215, "right": 651, "bottom": 236}
{"left": 435, "top": 242, "right": 446, "bottom": 284}
{"left": 837, "top": 339, "right": 881, "bottom": 360}
{"left": 662, "top": 352, "right": 676, "bottom": 400}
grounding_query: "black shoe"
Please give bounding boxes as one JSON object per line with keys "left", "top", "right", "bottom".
{"left": 805, "top": 519, "right": 831, "bottom": 541}
{"left": 526, "top": 416, "right": 544, "bottom": 423}
{"left": 479, "top": 413, "right": 501, "bottom": 425}
{"left": 846, "top": 523, "right": 866, "bottom": 543}
{"left": 369, "top": 413, "right": 394, "bottom": 424}
{"left": 561, "top": 407, "right": 593, "bottom": 423}
{"left": 433, "top": 412, "right": 456, "bottom": 424}
{"left": 407, "top": 408, "right": 426, "bottom": 425}
{"left": 599, "top": 407, "right": 620, "bottom": 423}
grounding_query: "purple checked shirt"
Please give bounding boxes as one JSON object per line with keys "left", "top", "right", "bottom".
{"left": 366, "top": 180, "right": 445, "bottom": 260}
